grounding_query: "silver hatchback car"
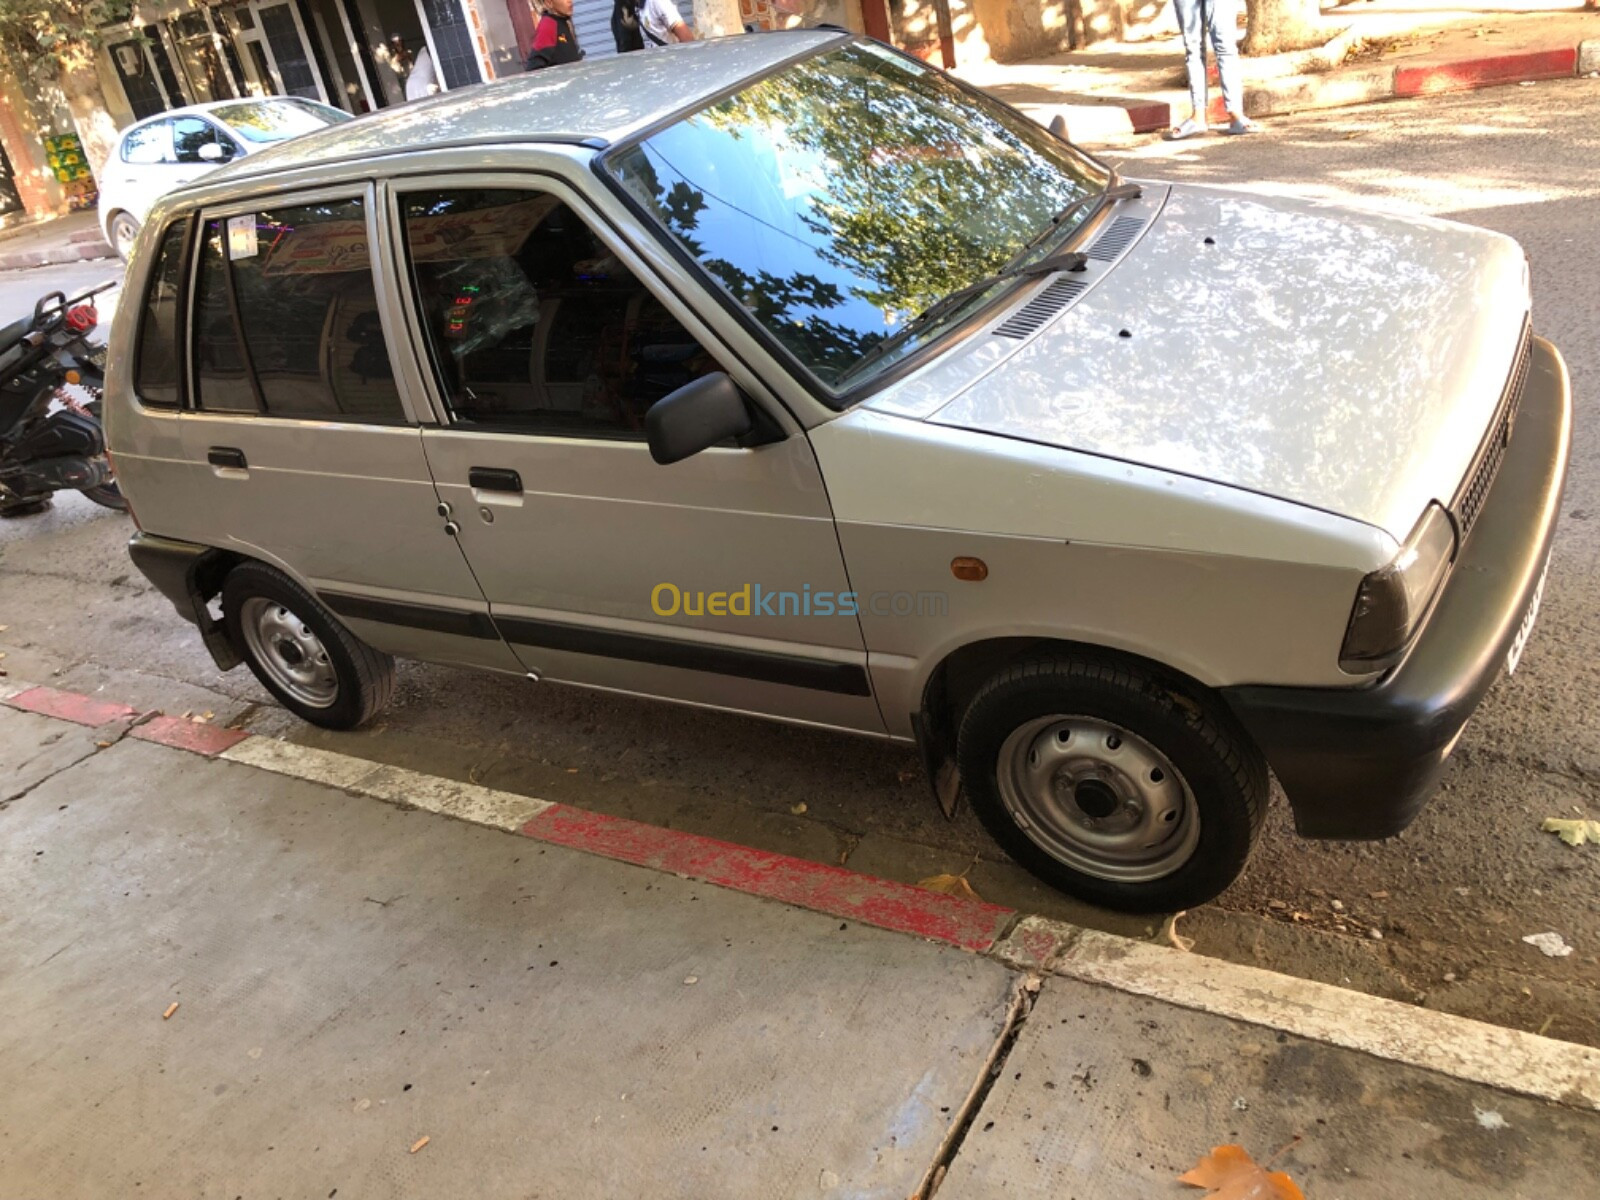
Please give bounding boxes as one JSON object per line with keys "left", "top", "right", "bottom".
{"left": 107, "top": 31, "right": 1570, "bottom": 913}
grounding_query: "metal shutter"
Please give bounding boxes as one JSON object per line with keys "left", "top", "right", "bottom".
{"left": 571, "top": 0, "right": 617, "bottom": 59}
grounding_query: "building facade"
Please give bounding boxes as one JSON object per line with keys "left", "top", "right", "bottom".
{"left": 0, "top": 0, "right": 1165, "bottom": 226}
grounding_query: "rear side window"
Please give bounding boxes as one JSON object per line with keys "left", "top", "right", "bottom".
{"left": 191, "top": 198, "right": 403, "bottom": 422}
{"left": 121, "top": 121, "right": 173, "bottom": 164}
{"left": 133, "top": 221, "right": 188, "bottom": 408}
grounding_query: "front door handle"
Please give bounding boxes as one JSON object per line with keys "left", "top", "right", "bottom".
{"left": 207, "top": 446, "right": 247, "bottom": 470}
{"left": 468, "top": 467, "right": 522, "bottom": 494}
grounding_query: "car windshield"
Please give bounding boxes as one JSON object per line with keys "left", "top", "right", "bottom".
{"left": 605, "top": 40, "right": 1107, "bottom": 398}
{"left": 210, "top": 99, "right": 350, "bottom": 144}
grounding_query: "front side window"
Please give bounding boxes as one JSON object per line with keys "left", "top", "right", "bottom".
{"left": 134, "top": 221, "right": 189, "bottom": 408}
{"left": 401, "top": 188, "right": 719, "bottom": 439}
{"left": 605, "top": 40, "right": 1106, "bottom": 398}
{"left": 192, "top": 198, "right": 403, "bottom": 421}
{"left": 121, "top": 121, "right": 174, "bottom": 165}
{"left": 173, "top": 117, "right": 231, "bottom": 164}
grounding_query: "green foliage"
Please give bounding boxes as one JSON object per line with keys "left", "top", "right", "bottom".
{"left": 0, "top": 0, "right": 137, "bottom": 79}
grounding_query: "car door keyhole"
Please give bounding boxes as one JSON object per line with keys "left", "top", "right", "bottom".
{"left": 479, "top": 507, "right": 494, "bottom": 525}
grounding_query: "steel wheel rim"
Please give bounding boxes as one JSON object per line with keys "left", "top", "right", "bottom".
{"left": 240, "top": 596, "right": 338, "bottom": 709}
{"left": 113, "top": 219, "right": 138, "bottom": 257}
{"left": 996, "top": 715, "right": 1201, "bottom": 883}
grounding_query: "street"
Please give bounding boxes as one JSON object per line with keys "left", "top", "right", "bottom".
{"left": 3, "top": 74, "right": 1598, "bottom": 1058}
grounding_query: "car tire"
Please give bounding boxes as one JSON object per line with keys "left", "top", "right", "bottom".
{"left": 223, "top": 561, "right": 395, "bottom": 730}
{"left": 109, "top": 212, "right": 141, "bottom": 260}
{"left": 956, "top": 654, "right": 1267, "bottom": 913}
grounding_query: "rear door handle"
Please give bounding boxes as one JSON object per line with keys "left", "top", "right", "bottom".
{"left": 468, "top": 467, "right": 522, "bottom": 494}
{"left": 207, "top": 446, "right": 247, "bottom": 470}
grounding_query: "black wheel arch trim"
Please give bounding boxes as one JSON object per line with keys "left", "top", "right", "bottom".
{"left": 126, "top": 532, "right": 241, "bottom": 670}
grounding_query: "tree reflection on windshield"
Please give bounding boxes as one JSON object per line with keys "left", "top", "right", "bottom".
{"left": 607, "top": 41, "right": 1104, "bottom": 396}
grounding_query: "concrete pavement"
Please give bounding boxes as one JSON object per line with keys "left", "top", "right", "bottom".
{"left": 4, "top": 692, "right": 1600, "bottom": 1197}
{"left": 957, "top": 4, "right": 1600, "bottom": 141}
{"left": 0, "top": 210, "right": 113, "bottom": 272}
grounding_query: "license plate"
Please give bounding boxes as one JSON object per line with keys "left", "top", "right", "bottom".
{"left": 1505, "top": 563, "right": 1548, "bottom": 676}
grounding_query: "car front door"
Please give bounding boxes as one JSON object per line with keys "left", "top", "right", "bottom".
{"left": 165, "top": 187, "right": 521, "bottom": 674}
{"left": 389, "top": 178, "right": 881, "bottom": 734}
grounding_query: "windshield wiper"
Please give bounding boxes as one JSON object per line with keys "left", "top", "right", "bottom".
{"left": 1020, "top": 171, "right": 1145, "bottom": 257}
{"left": 835, "top": 249, "right": 1093, "bottom": 386}
{"left": 835, "top": 173, "right": 1142, "bottom": 387}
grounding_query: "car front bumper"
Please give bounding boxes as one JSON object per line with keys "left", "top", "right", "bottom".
{"left": 1221, "top": 335, "right": 1572, "bottom": 840}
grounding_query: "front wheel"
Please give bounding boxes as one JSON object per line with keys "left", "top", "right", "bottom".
{"left": 956, "top": 655, "right": 1268, "bottom": 913}
{"left": 109, "top": 212, "right": 141, "bottom": 260}
{"left": 222, "top": 561, "right": 395, "bottom": 729}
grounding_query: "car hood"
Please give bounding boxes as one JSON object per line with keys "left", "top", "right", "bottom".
{"left": 920, "top": 184, "right": 1530, "bottom": 541}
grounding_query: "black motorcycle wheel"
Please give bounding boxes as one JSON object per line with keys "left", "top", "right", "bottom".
{"left": 80, "top": 481, "right": 128, "bottom": 511}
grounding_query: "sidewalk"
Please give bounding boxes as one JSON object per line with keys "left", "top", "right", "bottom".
{"left": 4, "top": 682, "right": 1600, "bottom": 1197}
{"left": 958, "top": 2, "right": 1600, "bottom": 142}
{"left": 0, "top": 209, "right": 114, "bottom": 272}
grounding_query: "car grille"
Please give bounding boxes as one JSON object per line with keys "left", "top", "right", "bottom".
{"left": 1452, "top": 321, "right": 1532, "bottom": 538}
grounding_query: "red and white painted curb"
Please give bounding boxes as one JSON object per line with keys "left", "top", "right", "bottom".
{"left": 1063, "top": 37, "right": 1600, "bottom": 138}
{"left": 6, "top": 679, "right": 1600, "bottom": 1113}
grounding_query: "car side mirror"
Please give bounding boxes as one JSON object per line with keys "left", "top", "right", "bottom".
{"left": 1048, "top": 114, "right": 1070, "bottom": 143}
{"left": 646, "top": 372, "right": 754, "bottom": 465}
{"left": 198, "top": 142, "right": 233, "bottom": 163}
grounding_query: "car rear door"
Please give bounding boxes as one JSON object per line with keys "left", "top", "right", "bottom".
{"left": 386, "top": 175, "right": 882, "bottom": 734}
{"left": 152, "top": 186, "right": 521, "bottom": 674}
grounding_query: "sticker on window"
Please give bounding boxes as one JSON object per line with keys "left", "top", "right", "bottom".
{"left": 227, "top": 215, "right": 258, "bottom": 260}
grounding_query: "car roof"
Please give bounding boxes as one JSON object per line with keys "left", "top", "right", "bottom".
{"left": 116, "top": 96, "right": 337, "bottom": 138}
{"left": 207, "top": 31, "right": 846, "bottom": 186}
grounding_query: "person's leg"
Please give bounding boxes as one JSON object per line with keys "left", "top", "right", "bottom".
{"left": 1169, "top": 0, "right": 1208, "bottom": 136}
{"left": 1207, "top": 0, "right": 1256, "bottom": 130}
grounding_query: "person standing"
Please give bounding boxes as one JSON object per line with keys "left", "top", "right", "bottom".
{"left": 1168, "top": 0, "right": 1257, "bottom": 138}
{"left": 405, "top": 43, "right": 439, "bottom": 100}
{"left": 527, "top": 0, "right": 584, "bottom": 69}
{"left": 612, "top": 0, "right": 645, "bottom": 51}
{"left": 639, "top": 0, "right": 694, "bottom": 46}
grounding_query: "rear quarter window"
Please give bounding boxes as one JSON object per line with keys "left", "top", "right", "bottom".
{"left": 133, "top": 220, "right": 189, "bottom": 408}
{"left": 121, "top": 121, "right": 173, "bottom": 165}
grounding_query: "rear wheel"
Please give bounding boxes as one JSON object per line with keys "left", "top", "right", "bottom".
{"left": 109, "top": 212, "right": 140, "bottom": 259}
{"left": 80, "top": 482, "right": 128, "bottom": 510}
{"left": 956, "top": 654, "right": 1267, "bottom": 913}
{"left": 223, "top": 561, "right": 394, "bottom": 729}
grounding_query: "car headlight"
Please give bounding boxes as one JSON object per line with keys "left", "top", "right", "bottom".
{"left": 1340, "top": 504, "right": 1457, "bottom": 672}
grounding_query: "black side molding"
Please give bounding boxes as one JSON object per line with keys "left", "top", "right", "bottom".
{"left": 320, "top": 592, "right": 500, "bottom": 641}
{"left": 494, "top": 615, "right": 873, "bottom": 697}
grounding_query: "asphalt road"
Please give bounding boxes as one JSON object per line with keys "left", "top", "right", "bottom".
{"left": 2, "top": 80, "right": 1597, "bottom": 1046}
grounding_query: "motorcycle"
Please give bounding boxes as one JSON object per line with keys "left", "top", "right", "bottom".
{"left": 0, "top": 281, "right": 125, "bottom": 516}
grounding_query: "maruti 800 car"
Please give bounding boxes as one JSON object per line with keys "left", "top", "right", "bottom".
{"left": 105, "top": 32, "right": 1570, "bottom": 912}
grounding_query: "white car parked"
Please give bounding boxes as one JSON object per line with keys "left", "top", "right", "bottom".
{"left": 97, "top": 97, "right": 350, "bottom": 258}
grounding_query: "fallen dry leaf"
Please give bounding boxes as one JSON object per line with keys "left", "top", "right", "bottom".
{"left": 162, "top": 1003, "right": 180, "bottom": 1020}
{"left": 1541, "top": 817, "right": 1600, "bottom": 847}
{"left": 1179, "top": 1144, "right": 1305, "bottom": 1200}
{"left": 409, "top": 1136, "right": 430, "bottom": 1154}
{"left": 918, "top": 873, "right": 983, "bottom": 903}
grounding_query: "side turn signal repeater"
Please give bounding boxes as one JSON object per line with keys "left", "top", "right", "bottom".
{"left": 951, "top": 557, "right": 988, "bottom": 582}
